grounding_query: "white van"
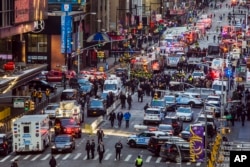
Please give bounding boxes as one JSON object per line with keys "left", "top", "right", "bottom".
{"left": 103, "top": 75, "right": 122, "bottom": 98}
{"left": 143, "top": 108, "right": 164, "bottom": 125}
{"left": 212, "top": 80, "right": 228, "bottom": 95}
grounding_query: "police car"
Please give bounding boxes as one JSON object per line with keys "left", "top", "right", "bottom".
{"left": 127, "top": 131, "right": 169, "bottom": 148}
{"left": 191, "top": 70, "right": 205, "bottom": 79}
{"left": 176, "top": 92, "right": 203, "bottom": 108}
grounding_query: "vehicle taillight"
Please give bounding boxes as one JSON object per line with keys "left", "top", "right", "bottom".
{"left": 3, "top": 144, "right": 6, "bottom": 148}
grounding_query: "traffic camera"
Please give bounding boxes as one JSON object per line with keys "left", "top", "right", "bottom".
{"left": 29, "top": 100, "right": 35, "bottom": 111}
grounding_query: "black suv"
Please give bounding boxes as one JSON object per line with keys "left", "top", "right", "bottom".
{"left": 54, "top": 117, "right": 82, "bottom": 138}
{"left": 147, "top": 136, "right": 186, "bottom": 156}
{"left": 87, "top": 99, "right": 106, "bottom": 117}
{"left": 162, "top": 116, "right": 183, "bottom": 135}
{"left": 160, "top": 141, "right": 190, "bottom": 162}
{"left": 0, "top": 133, "right": 12, "bottom": 156}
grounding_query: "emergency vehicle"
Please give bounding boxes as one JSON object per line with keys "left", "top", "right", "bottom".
{"left": 12, "top": 115, "right": 50, "bottom": 153}
{"left": 55, "top": 100, "right": 83, "bottom": 124}
{"left": 103, "top": 75, "right": 122, "bottom": 98}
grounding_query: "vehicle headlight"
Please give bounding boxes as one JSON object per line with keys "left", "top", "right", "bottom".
{"left": 51, "top": 144, "right": 56, "bottom": 149}
{"left": 65, "top": 145, "right": 71, "bottom": 148}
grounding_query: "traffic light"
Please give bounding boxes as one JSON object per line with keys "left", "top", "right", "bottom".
{"left": 24, "top": 100, "right": 29, "bottom": 111}
{"left": 29, "top": 100, "right": 35, "bottom": 111}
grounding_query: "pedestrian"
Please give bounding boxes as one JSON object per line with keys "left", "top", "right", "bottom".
{"left": 37, "top": 89, "right": 43, "bottom": 103}
{"left": 137, "top": 88, "right": 144, "bottom": 102}
{"left": 90, "top": 139, "right": 95, "bottom": 159}
{"left": 96, "top": 128, "right": 105, "bottom": 143}
{"left": 45, "top": 88, "right": 50, "bottom": 103}
{"left": 213, "top": 35, "right": 216, "bottom": 43}
{"left": 124, "top": 111, "right": 131, "bottom": 128}
{"left": 11, "top": 159, "right": 18, "bottom": 167}
{"left": 231, "top": 109, "right": 236, "bottom": 126}
{"left": 127, "top": 93, "right": 132, "bottom": 110}
{"left": 109, "top": 111, "right": 116, "bottom": 128}
{"left": 206, "top": 35, "right": 209, "bottom": 41}
{"left": 114, "top": 140, "right": 123, "bottom": 160}
{"left": 85, "top": 139, "right": 91, "bottom": 159}
{"left": 49, "top": 155, "right": 57, "bottom": 167}
{"left": 117, "top": 111, "right": 123, "bottom": 128}
{"left": 241, "top": 110, "right": 247, "bottom": 126}
{"left": 97, "top": 142, "right": 105, "bottom": 164}
{"left": 135, "top": 155, "right": 143, "bottom": 167}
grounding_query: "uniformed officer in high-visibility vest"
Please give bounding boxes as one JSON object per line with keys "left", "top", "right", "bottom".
{"left": 45, "top": 88, "right": 50, "bottom": 103}
{"left": 135, "top": 155, "right": 143, "bottom": 167}
{"left": 32, "top": 89, "right": 37, "bottom": 103}
{"left": 153, "top": 93, "right": 158, "bottom": 100}
{"left": 37, "top": 89, "right": 43, "bottom": 103}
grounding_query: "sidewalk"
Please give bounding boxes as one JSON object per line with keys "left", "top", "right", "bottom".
{"left": 226, "top": 120, "right": 250, "bottom": 142}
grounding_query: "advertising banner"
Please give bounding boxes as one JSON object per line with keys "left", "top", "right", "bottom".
{"left": 190, "top": 125, "right": 205, "bottom": 162}
{"left": 61, "top": 15, "right": 72, "bottom": 54}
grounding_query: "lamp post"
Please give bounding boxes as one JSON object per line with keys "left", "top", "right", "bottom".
{"left": 77, "top": 12, "right": 96, "bottom": 73}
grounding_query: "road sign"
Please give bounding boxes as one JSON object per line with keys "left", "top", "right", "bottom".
{"left": 13, "top": 98, "right": 25, "bottom": 108}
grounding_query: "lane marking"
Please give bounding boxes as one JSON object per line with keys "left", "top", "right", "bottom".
{"left": 62, "top": 153, "right": 71, "bottom": 160}
{"left": 31, "top": 154, "right": 41, "bottom": 161}
{"left": 83, "top": 155, "right": 87, "bottom": 160}
{"left": 94, "top": 155, "right": 99, "bottom": 160}
{"left": 55, "top": 154, "right": 60, "bottom": 159}
{"left": 73, "top": 153, "right": 81, "bottom": 160}
{"left": 156, "top": 157, "right": 161, "bottom": 163}
{"left": 104, "top": 153, "right": 112, "bottom": 160}
{"left": 11, "top": 155, "right": 20, "bottom": 162}
{"left": 0, "top": 155, "right": 11, "bottom": 162}
{"left": 196, "top": 162, "right": 201, "bottom": 166}
{"left": 23, "top": 155, "right": 31, "bottom": 160}
{"left": 124, "top": 154, "right": 132, "bottom": 161}
{"left": 41, "top": 154, "right": 50, "bottom": 160}
{"left": 145, "top": 156, "right": 152, "bottom": 163}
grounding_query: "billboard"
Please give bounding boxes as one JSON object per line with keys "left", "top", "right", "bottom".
{"left": 15, "top": 0, "right": 48, "bottom": 24}
{"left": 190, "top": 124, "right": 205, "bottom": 162}
{"left": 61, "top": 15, "right": 72, "bottom": 53}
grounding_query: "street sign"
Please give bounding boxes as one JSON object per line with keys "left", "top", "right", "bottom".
{"left": 61, "top": 4, "right": 72, "bottom": 12}
{"left": 13, "top": 98, "right": 25, "bottom": 108}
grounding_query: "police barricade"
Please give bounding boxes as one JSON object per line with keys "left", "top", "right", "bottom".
{"left": 106, "top": 99, "right": 121, "bottom": 119}
{"left": 90, "top": 115, "right": 104, "bottom": 132}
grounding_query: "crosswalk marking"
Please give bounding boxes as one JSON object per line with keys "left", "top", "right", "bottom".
{"left": 94, "top": 155, "right": 99, "bottom": 160}
{"left": 31, "top": 155, "right": 41, "bottom": 161}
{"left": 55, "top": 155, "right": 60, "bottom": 159}
{"left": 73, "top": 153, "right": 81, "bottom": 160}
{"left": 145, "top": 156, "right": 152, "bottom": 163}
{"left": 186, "top": 162, "right": 191, "bottom": 165}
{"left": 124, "top": 154, "right": 132, "bottom": 161}
{"left": 83, "top": 155, "right": 87, "bottom": 160}
{"left": 23, "top": 155, "right": 31, "bottom": 160}
{"left": 104, "top": 153, "right": 112, "bottom": 160}
{"left": 196, "top": 162, "right": 201, "bottom": 166}
{"left": 41, "top": 154, "right": 50, "bottom": 160}
{"left": 155, "top": 157, "right": 161, "bottom": 163}
{"left": 62, "top": 153, "right": 71, "bottom": 160}
{"left": 0, "top": 155, "right": 10, "bottom": 162}
{"left": 11, "top": 155, "right": 20, "bottom": 162}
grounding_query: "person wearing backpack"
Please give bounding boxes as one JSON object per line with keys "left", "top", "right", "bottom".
{"left": 49, "top": 155, "right": 57, "bottom": 167}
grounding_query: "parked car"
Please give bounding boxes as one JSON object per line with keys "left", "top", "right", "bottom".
{"left": 147, "top": 136, "right": 186, "bottom": 156}
{"left": 87, "top": 99, "right": 106, "bottom": 117}
{"left": 77, "top": 79, "right": 94, "bottom": 95}
{"left": 60, "top": 89, "right": 79, "bottom": 101}
{"left": 51, "top": 134, "right": 75, "bottom": 153}
{"left": 164, "top": 95, "right": 177, "bottom": 112}
{"left": 185, "top": 88, "right": 216, "bottom": 100}
{"left": 158, "top": 124, "right": 175, "bottom": 135}
{"left": 0, "top": 133, "right": 12, "bottom": 156}
{"left": 160, "top": 141, "right": 190, "bottom": 162}
{"left": 28, "top": 80, "right": 57, "bottom": 92}
{"left": 178, "top": 125, "right": 191, "bottom": 141}
{"left": 176, "top": 92, "right": 203, "bottom": 107}
{"left": 176, "top": 107, "right": 194, "bottom": 122}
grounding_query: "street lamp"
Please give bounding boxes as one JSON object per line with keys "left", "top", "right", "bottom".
{"left": 77, "top": 12, "right": 96, "bottom": 73}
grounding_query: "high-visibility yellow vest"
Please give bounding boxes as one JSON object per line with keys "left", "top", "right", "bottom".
{"left": 32, "top": 91, "right": 37, "bottom": 97}
{"left": 45, "top": 90, "right": 50, "bottom": 96}
{"left": 136, "top": 158, "right": 143, "bottom": 165}
{"left": 37, "top": 92, "right": 43, "bottom": 98}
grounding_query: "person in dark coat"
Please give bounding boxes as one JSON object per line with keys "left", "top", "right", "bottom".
{"left": 109, "top": 111, "right": 116, "bottom": 128}
{"left": 97, "top": 142, "right": 105, "bottom": 163}
{"left": 85, "top": 140, "right": 91, "bottom": 159}
{"left": 137, "top": 88, "right": 144, "bottom": 102}
{"left": 49, "top": 156, "right": 57, "bottom": 167}
{"left": 114, "top": 140, "right": 123, "bottom": 160}
{"left": 120, "top": 92, "right": 126, "bottom": 109}
{"left": 11, "top": 159, "right": 18, "bottom": 167}
{"left": 241, "top": 110, "right": 247, "bottom": 126}
{"left": 96, "top": 128, "right": 105, "bottom": 143}
{"left": 117, "top": 111, "right": 123, "bottom": 128}
{"left": 127, "top": 94, "right": 132, "bottom": 110}
{"left": 90, "top": 139, "right": 95, "bottom": 159}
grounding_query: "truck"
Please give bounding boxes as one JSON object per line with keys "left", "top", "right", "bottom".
{"left": 12, "top": 115, "right": 50, "bottom": 154}
{"left": 55, "top": 100, "right": 83, "bottom": 124}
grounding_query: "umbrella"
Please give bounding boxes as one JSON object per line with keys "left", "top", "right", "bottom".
{"left": 86, "top": 32, "right": 111, "bottom": 42}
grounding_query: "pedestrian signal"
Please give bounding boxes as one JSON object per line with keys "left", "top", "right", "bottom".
{"left": 29, "top": 101, "right": 35, "bottom": 111}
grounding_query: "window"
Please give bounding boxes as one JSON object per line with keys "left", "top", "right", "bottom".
{"left": 0, "top": 0, "right": 14, "bottom": 27}
{"left": 23, "top": 126, "right": 30, "bottom": 133}
{"left": 28, "top": 34, "right": 48, "bottom": 52}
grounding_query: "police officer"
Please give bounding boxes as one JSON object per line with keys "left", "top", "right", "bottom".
{"left": 97, "top": 142, "right": 105, "bottom": 164}
{"left": 96, "top": 128, "right": 104, "bottom": 143}
{"left": 114, "top": 140, "right": 123, "bottom": 160}
{"left": 85, "top": 140, "right": 91, "bottom": 159}
{"left": 90, "top": 139, "right": 95, "bottom": 159}
{"left": 135, "top": 155, "right": 143, "bottom": 167}
{"left": 45, "top": 88, "right": 50, "bottom": 103}
{"left": 117, "top": 111, "right": 123, "bottom": 128}
{"left": 37, "top": 89, "right": 43, "bottom": 103}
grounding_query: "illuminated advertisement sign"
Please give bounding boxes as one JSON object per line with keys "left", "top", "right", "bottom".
{"left": 48, "top": 0, "right": 85, "bottom": 4}
{"left": 190, "top": 125, "right": 205, "bottom": 162}
{"left": 15, "top": 0, "right": 48, "bottom": 24}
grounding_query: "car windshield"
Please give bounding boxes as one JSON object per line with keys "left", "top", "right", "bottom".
{"left": 61, "top": 92, "right": 77, "bottom": 100}
{"left": 61, "top": 119, "right": 77, "bottom": 126}
{"left": 55, "top": 136, "right": 70, "bottom": 142}
{"left": 159, "top": 125, "right": 173, "bottom": 131}
{"left": 46, "top": 105, "right": 58, "bottom": 110}
{"left": 116, "top": 69, "right": 126, "bottom": 73}
{"left": 78, "top": 79, "right": 90, "bottom": 85}
{"left": 101, "top": 93, "right": 108, "bottom": 100}
{"left": 193, "top": 72, "right": 203, "bottom": 76}
{"left": 212, "top": 85, "right": 226, "bottom": 91}
{"left": 165, "top": 96, "right": 175, "bottom": 102}
{"left": 145, "top": 110, "right": 160, "bottom": 114}
{"left": 207, "top": 97, "right": 219, "bottom": 101}
{"left": 151, "top": 100, "right": 165, "bottom": 107}
{"left": 90, "top": 100, "right": 103, "bottom": 108}
{"left": 40, "top": 80, "right": 49, "bottom": 85}
{"left": 104, "top": 84, "right": 117, "bottom": 90}
{"left": 177, "top": 108, "right": 191, "bottom": 113}
{"left": 206, "top": 103, "right": 220, "bottom": 108}
{"left": 197, "top": 117, "right": 214, "bottom": 122}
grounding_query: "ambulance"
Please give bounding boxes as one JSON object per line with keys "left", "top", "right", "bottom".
{"left": 55, "top": 100, "right": 83, "bottom": 124}
{"left": 13, "top": 115, "right": 50, "bottom": 153}
{"left": 103, "top": 75, "right": 122, "bottom": 98}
